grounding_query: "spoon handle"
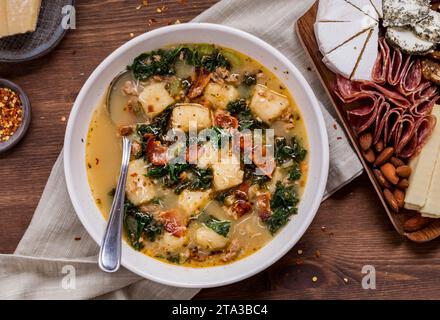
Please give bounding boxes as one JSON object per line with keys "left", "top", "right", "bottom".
{"left": 99, "top": 136, "right": 132, "bottom": 272}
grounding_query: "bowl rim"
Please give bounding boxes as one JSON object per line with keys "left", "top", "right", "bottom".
{"left": 64, "top": 22, "right": 329, "bottom": 288}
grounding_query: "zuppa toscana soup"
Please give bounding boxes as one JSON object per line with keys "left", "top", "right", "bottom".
{"left": 86, "top": 44, "right": 309, "bottom": 267}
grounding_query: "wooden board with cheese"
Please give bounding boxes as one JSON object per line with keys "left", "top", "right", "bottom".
{"left": 296, "top": 0, "right": 440, "bottom": 242}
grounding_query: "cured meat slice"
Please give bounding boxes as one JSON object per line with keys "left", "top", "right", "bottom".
{"left": 347, "top": 94, "right": 383, "bottom": 133}
{"left": 360, "top": 82, "right": 411, "bottom": 108}
{"left": 394, "top": 114, "right": 416, "bottom": 156}
{"left": 373, "top": 100, "right": 391, "bottom": 144}
{"left": 372, "top": 38, "right": 390, "bottom": 84}
{"left": 399, "top": 59, "right": 422, "bottom": 95}
{"left": 411, "top": 94, "right": 439, "bottom": 117}
{"left": 400, "top": 115, "right": 437, "bottom": 158}
{"left": 383, "top": 108, "right": 403, "bottom": 144}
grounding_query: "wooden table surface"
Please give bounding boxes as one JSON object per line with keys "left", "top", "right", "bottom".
{"left": 1, "top": 0, "right": 440, "bottom": 300}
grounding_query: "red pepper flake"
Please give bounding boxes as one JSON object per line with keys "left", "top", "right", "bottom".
{"left": 0, "top": 87, "right": 23, "bottom": 142}
{"left": 74, "top": 236, "right": 81, "bottom": 241}
{"left": 333, "top": 123, "right": 337, "bottom": 130}
{"left": 337, "top": 136, "right": 342, "bottom": 140}
{"left": 315, "top": 250, "right": 321, "bottom": 258}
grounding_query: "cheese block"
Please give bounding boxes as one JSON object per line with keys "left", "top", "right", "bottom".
{"left": 317, "top": 0, "right": 369, "bottom": 22}
{"left": 314, "top": 19, "right": 376, "bottom": 54}
{"left": 404, "top": 105, "right": 440, "bottom": 211}
{"left": 352, "top": 27, "right": 378, "bottom": 80}
{"left": 420, "top": 156, "right": 440, "bottom": 217}
{"left": 0, "top": 2, "right": 8, "bottom": 38}
{"left": 4, "top": 0, "right": 42, "bottom": 38}
{"left": 322, "top": 29, "right": 370, "bottom": 80}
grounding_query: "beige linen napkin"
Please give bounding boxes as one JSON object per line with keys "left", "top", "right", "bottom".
{"left": 0, "top": 0, "right": 362, "bottom": 299}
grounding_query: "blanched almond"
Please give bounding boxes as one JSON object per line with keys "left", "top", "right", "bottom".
{"left": 374, "top": 147, "right": 394, "bottom": 167}
{"left": 384, "top": 189, "right": 399, "bottom": 212}
{"left": 359, "top": 133, "right": 373, "bottom": 151}
{"left": 362, "top": 148, "right": 376, "bottom": 163}
{"left": 396, "top": 165, "right": 412, "bottom": 178}
{"left": 380, "top": 163, "right": 399, "bottom": 185}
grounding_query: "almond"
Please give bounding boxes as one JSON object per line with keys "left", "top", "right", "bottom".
{"left": 380, "top": 163, "right": 399, "bottom": 185}
{"left": 396, "top": 165, "right": 412, "bottom": 178}
{"left": 375, "top": 141, "right": 384, "bottom": 153}
{"left": 383, "top": 189, "right": 399, "bottom": 212}
{"left": 394, "top": 189, "right": 405, "bottom": 208}
{"left": 390, "top": 157, "right": 405, "bottom": 168}
{"left": 397, "top": 178, "right": 409, "bottom": 190}
{"left": 373, "top": 169, "right": 392, "bottom": 189}
{"left": 403, "top": 214, "right": 431, "bottom": 233}
{"left": 362, "top": 148, "right": 376, "bottom": 163}
{"left": 374, "top": 147, "right": 394, "bottom": 167}
{"left": 359, "top": 132, "right": 373, "bottom": 151}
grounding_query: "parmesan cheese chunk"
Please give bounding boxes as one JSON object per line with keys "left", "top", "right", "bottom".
{"left": 139, "top": 82, "right": 174, "bottom": 118}
{"left": 171, "top": 103, "right": 212, "bottom": 132}
{"left": 126, "top": 159, "right": 156, "bottom": 206}
{"left": 405, "top": 105, "right": 440, "bottom": 212}
{"left": 203, "top": 82, "right": 239, "bottom": 110}
{"left": 0, "top": 2, "right": 9, "bottom": 38}
{"left": 249, "top": 84, "right": 289, "bottom": 124}
{"left": 3, "top": 0, "right": 41, "bottom": 38}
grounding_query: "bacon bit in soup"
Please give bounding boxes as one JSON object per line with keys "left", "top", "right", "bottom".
{"left": 146, "top": 136, "right": 168, "bottom": 165}
{"left": 188, "top": 68, "right": 212, "bottom": 99}
{"left": 0, "top": 87, "right": 23, "bottom": 142}
{"left": 214, "top": 112, "right": 239, "bottom": 129}
{"left": 159, "top": 209, "right": 186, "bottom": 237}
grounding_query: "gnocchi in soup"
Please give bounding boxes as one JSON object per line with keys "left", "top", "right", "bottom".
{"left": 86, "top": 44, "right": 308, "bottom": 267}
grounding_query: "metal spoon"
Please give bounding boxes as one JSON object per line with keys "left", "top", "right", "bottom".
{"left": 99, "top": 71, "right": 133, "bottom": 273}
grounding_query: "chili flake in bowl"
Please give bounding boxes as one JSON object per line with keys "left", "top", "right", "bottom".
{"left": 0, "top": 79, "right": 31, "bottom": 154}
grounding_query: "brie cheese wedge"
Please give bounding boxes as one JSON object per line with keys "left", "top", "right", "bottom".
{"left": 317, "top": 0, "right": 369, "bottom": 22}
{"left": 322, "top": 29, "right": 370, "bottom": 79}
{"left": 352, "top": 27, "right": 378, "bottom": 80}
{"left": 315, "top": 0, "right": 380, "bottom": 81}
{"left": 314, "top": 18, "right": 376, "bottom": 54}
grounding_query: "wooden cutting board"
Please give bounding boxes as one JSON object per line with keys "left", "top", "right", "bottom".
{"left": 295, "top": 1, "right": 440, "bottom": 243}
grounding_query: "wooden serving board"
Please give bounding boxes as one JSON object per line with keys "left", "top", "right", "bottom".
{"left": 296, "top": 1, "right": 440, "bottom": 243}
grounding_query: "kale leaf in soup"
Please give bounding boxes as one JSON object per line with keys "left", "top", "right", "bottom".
{"left": 86, "top": 43, "right": 309, "bottom": 267}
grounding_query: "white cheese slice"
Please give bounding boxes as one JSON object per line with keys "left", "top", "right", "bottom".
{"left": 404, "top": 105, "right": 440, "bottom": 211}
{"left": 368, "top": 0, "right": 383, "bottom": 18}
{"left": 420, "top": 157, "right": 440, "bottom": 218}
{"left": 352, "top": 27, "right": 378, "bottom": 81}
{"left": 346, "top": 0, "right": 380, "bottom": 21}
{"left": 6, "top": 0, "right": 41, "bottom": 37}
{"left": 314, "top": 19, "right": 376, "bottom": 54}
{"left": 317, "top": 0, "right": 369, "bottom": 22}
{"left": 322, "top": 29, "right": 370, "bottom": 79}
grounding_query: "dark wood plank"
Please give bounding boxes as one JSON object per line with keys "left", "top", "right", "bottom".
{"left": 1, "top": 0, "right": 440, "bottom": 300}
